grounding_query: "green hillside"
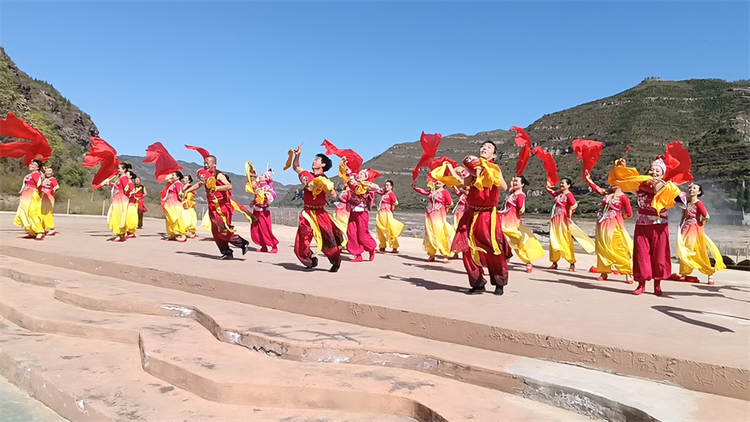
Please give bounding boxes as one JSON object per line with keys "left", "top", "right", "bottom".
{"left": 281, "top": 78, "right": 750, "bottom": 219}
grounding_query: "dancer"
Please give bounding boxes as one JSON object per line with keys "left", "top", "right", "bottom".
{"left": 291, "top": 144, "right": 345, "bottom": 271}
{"left": 342, "top": 161, "right": 380, "bottom": 262}
{"left": 412, "top": 178, "right": 455, "bottom": 263}
{"left": 440, "top": 141, "right": 512, "bottom": 295}
{"left": 675, "top": 183, "right": 725, "bottom": 284}
{"left": 181, "top": 174, "right": 198, "bottom": 238}
{"left": 162, "top": 171, "right": 187, "bottom": 242}
{"left": 14, "top": 159, "right": 45, "bottom": 240}
{"left": 185, "top": 157, "right": 250, "bottom": 259}
{"left": 331, "top": 186, "right": 351, "bottom": 231}
{"left": 124, "top": 171, "right": 139, "bottom": 238}
{"left": 376, "top": 180, "right": 404, "bottom": 253}
{"left": 104, "top": 163, "right": 133, "bottom": 242}
{"left": 608, "top": 144, "right": 687, "bottom": 296}
{"left": 246, "top": 164, "right": 280, "bottom": 253}
{"left": 451, "top": 186, "right": 469, "bottom": 231}
{"left": 499, "top": 175, "right": 544, "bottom": 273}
{"left": 40, "top": 165, "right": 59, "bottom": 236}
{"left": 545, "top": 177, "right": 595, "bottom": 271}
{"left": 133, "top": 176, "right": 148, "bottom": 229}
{"left": 585, "top": 170, "right": 634, "bottom": 282}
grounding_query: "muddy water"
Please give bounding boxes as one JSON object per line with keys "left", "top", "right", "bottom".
{"left": 0, "top": 378, "right": 67, "bottom": 422}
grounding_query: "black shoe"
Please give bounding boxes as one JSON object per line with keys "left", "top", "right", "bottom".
{"left": 329, "top": 262, "right": 340, "bottom": 273}
{"left": 465, "top": 286, "right": 486, "bottom": 295}
{"left": 311, "top": 257, "right": 319, "bottom": 268}
{"left": 241, "top": 241, "right": 250, "bottom": 255}
{"left": 494, "top": 286, "right": 504, "bottom": 296}
{"left": 220, "top": 252, "right": 234, "bottom": 260}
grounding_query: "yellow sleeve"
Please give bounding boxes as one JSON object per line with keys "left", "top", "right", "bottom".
{"left": 653, "top": 181, "right": 681, "bottom": 214}
{"left": 338, "top": 159, "right": 350, "bottom": 184}
{"left": 244, "top": 162, "right": 255, "bottom": 194}
{"left": 472, "top": 159, "right": 503, "bottom": 190}
{"left": 311, "top": 176, "right": 334, "bottom": 199}
{"left": 429, "top": 162, "right": 462, "bottom": 187}
{"left": 608, "top": 162, "right": 651, "bottom": 192}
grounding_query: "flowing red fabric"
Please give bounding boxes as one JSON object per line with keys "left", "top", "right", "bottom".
{"left": 321, "top": 139, "right": 363, "bottom": 173}
{"left": 663, "top": 141, "right": 693, "bottom": 185}
{"left": 510, "top": 126, "right": 532, "bottom": 176}
{"left": 83, "top": 137, "right": 120, "bottom": 189}
{"left": 532, "top": 147, "right": 559, "bottom": 186}
{"left": 0, "top": 112, "right": 53, "bottom": 165}
{"left": 185, "top": 144, "right": 210, "bottom": 159}
{"left": 572, "top": 139, "right": 603, "bottom": 179}
{"left": 412, "top": 132, "right": 443, "bottom": 182}
{"left": 143, "top": 142, "right": 183, "bottom": 182}
{"left": 366, "top": 169, "right": 381, "bottom": 182}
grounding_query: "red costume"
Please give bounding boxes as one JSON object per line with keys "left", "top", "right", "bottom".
{"left": 294, "top": 171, "right": 345, "bottom": 270}
{"left": 203, "top": 170, "right": 249, "bottom": 257}
{"left": 345, "top": 179, "right": 377, "bottom": 260}
{"left": 632, "top": 180, "right": 672, "bottom": 286}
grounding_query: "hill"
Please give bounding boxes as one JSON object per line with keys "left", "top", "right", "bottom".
{"left": 280, "top": 78, "right": 750, "bottom": 219}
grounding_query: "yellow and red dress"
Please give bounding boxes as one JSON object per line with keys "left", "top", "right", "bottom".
{"left": 677, "top": 200, "right": 725, "bottom": 277}
{"left": 586, "top": 176, "right": 633, "bottom": 275}
{"left": 132, "top": 185, "right": 147, "bottom": 228}
{"left": 125, "top": 180, "right": 139, "bottom": 236}
{"left": 331, "top": 189, "right": 350, "bottom": 231}
{"left": 546, "top": 187, "right": 595, "bottom": 264}
{"left": 375, "top": 189, "right": 404, "bottom": 250}
{"left": 182, "top": 190, "right": 198, "bottom": 236}
{"left": 14, "top": 171, "right": 44, "bottom": 237}
{"left": 203, "top": 171, "right": 250, "bottom": 256}
{"left": 498, "top": 191, "right": 544, "bottom": 264}
{"left": 412, "top": 186, "right": 455, "bottom": 259}
{"left": 106, "top": 175, "right": 131, "bottom": 237}
{"left": 40, "top": 176, "right": 59, "bottom": 233}
{"left": 162, "top": 181, "right": 186, "bottom": 239}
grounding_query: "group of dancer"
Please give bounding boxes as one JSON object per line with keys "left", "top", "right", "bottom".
{"left": 2, "top": 111, "right": 726, "bottom": 296}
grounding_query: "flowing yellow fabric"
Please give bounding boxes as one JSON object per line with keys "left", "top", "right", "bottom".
{"left": 15, "top": 191, "right": 43, "bottom": 235}
{"left": 608, "top": 164, "right": 651, "bottom": 192}
{"left": 466, "top": 210, "right": 504, "bottom": 266}
{"left": 201, "top": 210, "right": 211, "bottom": 232}
{"left": 331, "top": 209, "right": 349, "bottom": 233}
{"left": 594, "top": 219, "right": 633, "bottom": 274}
{"left": 608, "top": 163, "right": 679, "bottom": 213}
{"left": 376, "top": 210, "right": 404, "bottom": 249}
{"left": 230, "top": 199, "right": 255, "bottom": 223}
{"left": 41, "top": 200, "right": 55, "bottom": 231}
{"left": 429, "top": 162, "right": 463, "bottom": 187}
{"left": 570, "top": 222, "right": 596, "bottom": 254}
{"left": 423, "top": 210, "right": 455, "bottom": 257}
{"left": 310, "top": 176, "right": 334, "bottom": 200}
{"left": 107, "top": 201, "right": 128, "bottom": 236}
{"left": 501, "top": 215, "right": 544, "bottom": 263}
{"left": 244, "top": 161, "right": 256, "bottom": 194}
{"left": 125, "top": 205, "right": 138, "bottom": 234}
{"left": 677, "top": 225, "right": 726, "bottom": 276}
{"left": 164, "top": 203, "right": 186, "bottom": 237}
{"left": 205, "top": 177, "right": 217, "bottom": 191}
{"left": 473, "top": 158, "right": 503, "bottom": 190}
{"left": 549, "top": 216, "right": 595, "bottom": 263}
{"left": 283, "top": 150, "right": 294, "bottom": 171}
{"left": 339, "top": 159, "right": 349, "bottom": 182}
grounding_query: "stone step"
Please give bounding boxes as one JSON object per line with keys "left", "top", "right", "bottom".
{"left": 0, "top": 276, "right": 593, "bottom": 422}
{"left": 2, "top": 255, "right": 748, "bottom": 421}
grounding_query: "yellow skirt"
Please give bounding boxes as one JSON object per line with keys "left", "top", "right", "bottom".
{"left": 107, "top": 197, "right": 129, "bottom": 236}
{"left": 125, "top": 204, "right": 138, "bottom": 234}
{"left": 500, "top": 213, "right": 544, "bottom": 264}
{"left": 549, "top": 214, "right": 595, "bottom": 264}
{"left": 677, "top": 224, "right": 725, "bottom": 276}
{"left": 376, "top": 210, "right": 404, "bottom": 249}
{"left": 165, "top": 203, "right": 186, "bottom": 237}
{"left": 41, "top": 198, "right": 55, "bottom": 231}
{"left": 15, "top": 191, "right": 44, "bottom": 235}
{"left": 594, "top": 218, "right": 633, "bottom": 274}
{"left": 424, "top": 210, "right": 455, "bottom": 257}
{"left": 182, "top": 207, "right": 197, "bottom": 234}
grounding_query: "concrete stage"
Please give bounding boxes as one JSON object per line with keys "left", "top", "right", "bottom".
{"left": 1, "top": 212, "right": 748, "bottom": 421}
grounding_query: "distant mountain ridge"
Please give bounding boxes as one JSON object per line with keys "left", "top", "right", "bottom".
{"left": 281, "top": 78, "right": 750, "bottom": 216}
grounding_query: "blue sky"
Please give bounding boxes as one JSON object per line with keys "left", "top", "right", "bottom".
{"left": 1, "top": 1, "right": 748, "bottom": 185}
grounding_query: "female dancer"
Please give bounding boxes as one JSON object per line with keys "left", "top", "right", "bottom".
{"left": 181, "top": 174, "right": 198, "bottom": 238}
{"left": 105, "top": 162, "right": 133, "bottom": 242}
{"left": 585, "top": 170, "right": 634, "bottom": 282}
{"left": 609, "top": 156, "right": 682, "bottom": 296}
{"left": 133, "top": 176, "right": 148, "bottom": 229}
{"left": 248, "top": 168, "right": 280, "bottom": 253}
{"left": 499, "top": 175, "right": 544, "bottom": 273}
{"left": 40, "top": 165, "right": 59, "bottom": 236}
{"left": 14, "top": 159, "right": 45, "bottom": 240}
{"left": 163, "top": 171, "right": 187, "bottom": 242}
{"left": 345, "top": 168, "right": 380, "bottom": 262}
{"left": 412, "top": 179, "right": 455, "bottom": 263}
{"left": 675, "top": 183, "right": 725, "bottom": 284}
{"left": 122, "top": 171, "right": 138, "bottom": 238}
{"left": 376, "top": 180, "right": 404, "bottom": 253}
{"left": 546, "top": 177, "right": 595, "bottom": 271}
{"left": 331, "top": 186, "right": 350, "bottom": 231}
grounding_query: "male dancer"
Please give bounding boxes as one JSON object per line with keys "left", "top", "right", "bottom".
{"left": 186, "top": 155, "right": 249, "bottom": 259}
{"left": 292, "top": 145, "right": 345, "bottom": 271}
{"left": 447, "top": 141, "right": 512, "bottom": 295}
